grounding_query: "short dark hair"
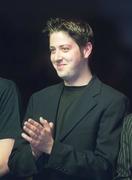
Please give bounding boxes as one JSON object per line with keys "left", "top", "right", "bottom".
{"left": 44, "top": 17, "right": 94, "bottom": 48}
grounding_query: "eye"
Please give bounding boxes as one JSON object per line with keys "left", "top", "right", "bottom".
{"left": 50, "top": 48, "right": 56, "bottom": 54}
{"left": 62, "top": 47, "right": 69, "bottom": 52}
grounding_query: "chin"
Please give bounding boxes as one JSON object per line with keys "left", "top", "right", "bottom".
{"left": 58, "top": 74, "right": 68, "bottom": 81}
{"left": 57, "top": 72, "right": 66, "bottom": 78}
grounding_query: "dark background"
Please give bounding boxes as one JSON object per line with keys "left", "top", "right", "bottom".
{"left": 0, "top": 0, "right": 132, "bottom": 111}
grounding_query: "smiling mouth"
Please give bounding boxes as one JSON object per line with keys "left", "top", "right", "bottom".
{"left": 56, "top": 64, "right": 66, "bottom": 69}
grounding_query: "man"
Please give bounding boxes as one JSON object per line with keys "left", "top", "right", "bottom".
{"left": 0, "top": 78, "right": 21, "bottom": 179}
{"left": 115, "top": 114, "right": 132, "bottom": 179}
{"left": 9, "top": 17, "right": 129, "bottom": 180}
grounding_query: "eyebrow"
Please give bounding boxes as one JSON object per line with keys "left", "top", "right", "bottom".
{"left": 50, "top": 44, "right": 72, "bottom": 48}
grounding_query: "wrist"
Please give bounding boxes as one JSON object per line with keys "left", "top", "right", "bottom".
{"left": 32, "top": 148, "right": 42, "bottom": 160}
{"left": 45, "top": 140, "right": 54, "bottom": 154}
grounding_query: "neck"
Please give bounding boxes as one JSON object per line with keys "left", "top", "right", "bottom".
{"left": 64, "top": 71, "right": 93, "bottom": 87}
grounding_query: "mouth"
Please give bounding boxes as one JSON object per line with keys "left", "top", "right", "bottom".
{"left": 56, "top": 64, "right": 66, "bottom": 70}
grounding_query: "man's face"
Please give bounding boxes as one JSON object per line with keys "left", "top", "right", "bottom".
{"left": 49, "top": 31, "right": 89, "bottom": 84}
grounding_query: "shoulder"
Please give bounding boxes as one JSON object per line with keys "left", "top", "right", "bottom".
{"left": 0, "top": 78, "right": 17, "bottom": 93}
{"left": 96, "top": 77, "right": 128, "bottom": 101}
{"left": 0, "top": 77, "right": 15, "bottom": 87}
{"left": 31, "top": 82, "right": 63, "bottom": 98}
{"left": 92, "top": 77, "right": 129, "bottom": 112}
{"left": 119, "top": 114, "right": 132, "bottom": 143}
{"left": 102, "top": 83, "right": 125, "bottom": 99}
{"left": 123, "top": 114, "right": 132, "bottom": 130}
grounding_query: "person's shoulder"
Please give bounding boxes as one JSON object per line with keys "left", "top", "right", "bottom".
{"left": 123, "top": 114, "right": 132, "bottom": 128}
{"left": 93, "top": 76, "right": 129, "bottom": 108}
{"left": 32, "top": 82, "right": 63, "bottom": 97}
{"left": 97, "top": 78, "right": 127, "bottom": 99}
{"left": 0, "top": 77, "right": 16, "bottom": 91}
{"left": 119, "top": 114, "right": 132, "bottom": 136}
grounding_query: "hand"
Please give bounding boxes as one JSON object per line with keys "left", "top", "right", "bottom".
{"left": 21, "top": 117, "right": 54, "bottom": 156}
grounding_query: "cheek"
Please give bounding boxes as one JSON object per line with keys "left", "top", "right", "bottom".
{"left": 70, "top": 52, "right": 82, "bottom": 64}
{"left": 65, "top": 52, "right": 76, "bottom": 62}
{"left": 50, "top": 55, "right": 54, "bottom": 63}
{"left": 71, "top": 48, "right": 82, "bottom": 58}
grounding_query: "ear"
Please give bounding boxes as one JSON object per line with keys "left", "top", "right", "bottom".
{"left": 83, "top": 42, "right": 92, "bottom": 58}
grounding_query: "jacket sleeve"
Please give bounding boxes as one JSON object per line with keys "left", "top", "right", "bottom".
{"left": 8, "top": 96, "right": 38, "bottom": 177}
{"left": 115, "top": 115, "right": 132, "bottom": 180}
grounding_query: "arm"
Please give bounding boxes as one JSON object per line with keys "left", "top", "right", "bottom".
{"left": 0, "top": 80, "right": 21, "bottom": 176}
{"left": 8, "top": 96, "right": 38, "bottom": 177}
{"left": 116, "top": 115, "right": 132, "bottom": 179}
{"left": 0, "top": 139, "right": 14, "bottom": 176}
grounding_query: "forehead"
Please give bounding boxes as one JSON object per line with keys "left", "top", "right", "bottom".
{"left": 49, "top": 31, "right": 76, "bottom": 46}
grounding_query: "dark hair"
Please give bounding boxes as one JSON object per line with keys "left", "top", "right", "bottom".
{"left": 43, "top": 17, "right": 94, "bottom": 48}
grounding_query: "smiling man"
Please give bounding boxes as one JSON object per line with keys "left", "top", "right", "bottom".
{"left": 9, "top": 17, "right": 129, "bottom": 180}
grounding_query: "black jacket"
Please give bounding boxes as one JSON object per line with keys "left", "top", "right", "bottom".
{"left": 9, "top": 76, "right": 129, "bottom": 180}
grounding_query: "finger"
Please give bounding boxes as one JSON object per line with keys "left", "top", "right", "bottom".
{"left": 39, "top": 117, "right": 49, "bottom": 128}
{"left": 24, "top": 121, "right": 43, "bottom": 135}
{"left": 21, "top": 132, "right": 32, "bottom": 143}
{"left": 21, "top": 132, "right": 39, "bottom": 148}
{"left": 28, "top": 118, "right": 43, "bottom": 129}
{"left": 49, "top": 122, "right": 54, "bottom": 135}
{"left": 49, "top": 122, "right": 54, "bottom": 130}
{"left": 24, "top": 121, "right": 34, "bottom": 130}
{"left": 23, "top": 124, "right": 38, "bottom": 139}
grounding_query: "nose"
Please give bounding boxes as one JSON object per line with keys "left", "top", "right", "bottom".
{"left": 52, "top": 50, "right": 62, "bottom": 62}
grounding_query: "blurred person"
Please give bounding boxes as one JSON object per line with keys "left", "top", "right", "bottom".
{"left": 115, "top": 114, "right": 132, "bottom": 179}
{"left": 0, "top": 78, "right": 21, "bottom": 179}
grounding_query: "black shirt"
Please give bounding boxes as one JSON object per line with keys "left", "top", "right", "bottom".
{"left": 0, "top": 78, "right": 21, "bottom": 180}
{"left": 0, "top": 78, "right": 21, "bottom": 139}
{"left": 55, "top": 85, "right": 87, "bottom": 139}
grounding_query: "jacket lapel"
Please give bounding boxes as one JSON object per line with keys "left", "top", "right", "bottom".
{"left": 59, "top": 76, "right": 102, "bottom": 141}
{"left": 44, "top": 82, "right": 64, "bottom": 124}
